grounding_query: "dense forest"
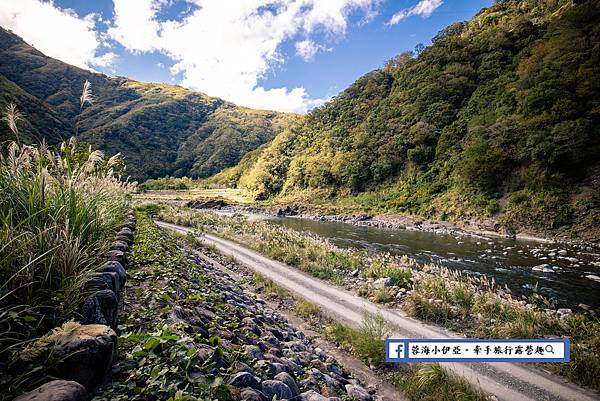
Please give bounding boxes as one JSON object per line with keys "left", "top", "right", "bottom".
{"left": 0, "top": 27, "right": 297, "bottom": 181}
{"left": 212, "top": 0, "right": 600, "bottom": 238}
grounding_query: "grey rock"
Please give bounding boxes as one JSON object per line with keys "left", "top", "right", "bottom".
{"left": 81, "top": 290, "right": 118, "bottom": 329}
{"left": 345, "top": 384, "right": 372, "bottom": 401}
{"left": 261, "top": 380, "right": 293, "bottom": 400}
{"left": 51, "top": 324, "right": 117, "bottom": 390}
{"left": 586, "top": 274, "right": 600, "bottom": 282}
{"left": 228, "top": 372, "right": 261, "bottom": 391}
{"left": 13, "top": 380, "right": 88, "bottom": 401}
{"left": 274, "top": 372, "right": 300, "bottom": 398}
{"left": 84, "top": 272, "right": 116, "bottom": 293}
{"left": 237, "top": 388, "right": 265, "bottom": 401}
{"left": 106, "top": 250, "right": 127, "bottom": 267}
{"left": 100, "top": 261, "right": 126, "bottom": 290}
{"left": 111, "top": 240, "right": 129, "bottom": 253}
{"left": 234, "top": 361, "right": 255, "bottom": 375}
{"left": 374, "top": 277, "right": 392, "bottom": 288}
{"left": 244, "top": 345, "right": 263, "bottom": 360}
{"left": 299, "top": 390, "right": 329, "bottom": 401}
{"left": 115, "top": 233, "right": 133, "bottom": 246}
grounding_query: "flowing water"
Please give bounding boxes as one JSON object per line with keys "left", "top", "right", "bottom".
{"left": 262, "top": 216, "right": 600, "bottom": 310}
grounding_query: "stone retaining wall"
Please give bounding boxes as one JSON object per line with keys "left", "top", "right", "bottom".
{"left": 13, "top": 211, "right": 137, "bottom": 401}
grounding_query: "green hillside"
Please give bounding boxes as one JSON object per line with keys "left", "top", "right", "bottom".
{"left": 214, "top": 0, "right": 600, "bottom": 239}
{"left": 0, "top": 27, "right": 297, "bottom": 181}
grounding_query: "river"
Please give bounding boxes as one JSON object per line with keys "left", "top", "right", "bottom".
{"left": 261, "top": 215, "right": 600, "bottom": 310}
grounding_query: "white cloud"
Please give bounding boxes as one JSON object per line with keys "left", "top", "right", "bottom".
{"left": 295, "top": 39, "right": 320, "bottom": 61}
{"left": 387, "top": 0, "right": 443, "bottom": 25}
{"left": 107, "top": 0, "right": 381, "bottom": 113}
{"left": 107, "top": 0, "right": 162, "bottom": 53}
{"left": 93, "top": 52, "right": 117, "bottom": 67}
{"left": 0, "top": 0, "right": 112, "bottom": 69}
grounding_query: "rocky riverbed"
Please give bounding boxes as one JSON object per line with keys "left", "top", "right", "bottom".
{"left": 94, "top": 213, "right": 385, "bottom": 401}
{"left": 186, "top": 200, "right": 600, "bottom": 249}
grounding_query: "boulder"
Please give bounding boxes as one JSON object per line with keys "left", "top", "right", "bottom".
{"left": 345, "top": 384, "right": 372, "bottom": 401}
{"left": 100, "top": 261, "right": 126, "bottom": 291}
{"left": 374, "top": 277, "right": 392, "bottom": 288}
{"left": 122, "top": 220, "right": 136, "bottom": 231}
{"left": 237, "top": 389, "right": 265, "bottom": 401}
{"left": 13, "top": 380, "right": 88, "bottom": 401}
{"left": 261, "top": 380, "right": 293, "bottom": 400}
{"left": 274, "top": 372, "right": 300, "bottom": 398}
{"left": 84, "top": 272, "right": 117, "bottom": 293}
{"left": 244, "top": 345, "right": 263, "bottom": 360}
{"left": 106, "top": 250, "right": 127, "bottom": 267}
{"left": 41, "top": 324, "right": 117, "bottom": 391}
{"left": 299, "top": 391, "right": 329, "bottom": 401}
{"left": 81, "top": 290, "right": 118, "bottom": 329}
{"left": 586, "top": 274, "right": 600, "bottom": 282}
{"left": 111, "top": 240, "right": 129, "bottom": 253}
{"left": 228, "top": 372, "right": 262, "bottom": 391}
{"left": 115, "top": 233, "right": 133, "bottom": 246}
{"left": 187, "top": 199, "right": 226, "bottom": 209}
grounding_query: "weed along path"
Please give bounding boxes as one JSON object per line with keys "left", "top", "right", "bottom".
{"left": 156, "top": 221, "right": 598, "bottom": 401}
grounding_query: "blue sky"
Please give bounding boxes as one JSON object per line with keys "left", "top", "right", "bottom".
{"left": 0, "top": 0, "right": 492, "bottom": 112}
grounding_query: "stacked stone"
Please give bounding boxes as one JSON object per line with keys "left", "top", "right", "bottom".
{"left": 13, "top": 211, "right": 136, "bottom": 401}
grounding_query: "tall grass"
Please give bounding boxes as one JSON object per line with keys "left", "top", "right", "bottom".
{"left": 0, "top": 138, "right": 133, "bottom": 361}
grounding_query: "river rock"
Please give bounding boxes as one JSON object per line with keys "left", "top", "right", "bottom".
{"left": 100, "top": 261, "right": 126, "bottom": 291}
{"left": 187, "top": 199, "right": 226, "bottom": 209}
{"left": 236, "top": 389, "right": 264, "bottom": 401}
{"left": 228, "top": 372, "right": 262, "bottom": 390}
{"left": 244, "top": 345, "right": 263, "bottom": 360}
{"left": 261, "top": 380, "right": 293, "bottom": 400}
{"left": 115, "top": 233, "right": 133, "bottom": 246}
{"left": 84, "top": 272, "right": 117, "bottom": 293}
{"left": 106, "top": 250, "right": 127, "bottom": 267}
{"left": 345, "top": 384, "right": 372, "bottom": 401}
{"left": 586, "top": 274, "right": 600, "bottom": 282}
{"left": 80, "top": 290, "right": 118, "bottom": 329}
{"left": 532, "top": 264, "right": 554, "bottom": 273}
{"left": 111, "top": 240, "right": 129, "bottom": 253}
{"left": 374, "top": 277, "right": 392, "bottom": 288}
{"left": 50, "top": 324, "right": 117, "bottom": 390}
{"left": 13, "top": 380, "right": 88, "bottom": 401}
{"left": 299, "top": 390, "right": 329, "bottom": 401}
{"left": 274, "top": 372, "right": 300, "bottom": 398}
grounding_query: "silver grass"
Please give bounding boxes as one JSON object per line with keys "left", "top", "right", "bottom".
{"left": 79, "top": 80, "right": 93, "bottom": 111}
{"left": 2, "top": 102, "right": 23, "bottom": 143}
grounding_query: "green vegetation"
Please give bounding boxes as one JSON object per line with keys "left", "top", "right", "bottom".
{"left": 324, "top": 315, "right": 485, "bottom": 401}
{"left": 96, "top": 212, "right": 232, "bottom": 400}
{"left": 294, "top": 300, "right": 321, "bottom": 319}
{"left": 388, "top": 363, "right": 486, "bottom": 401}
{"left": 0, "top": 27, "right": 297, "bottom": 181}
{"left": 251, "top": 273, "right": 289, "bottom": 299}
{"left": 139, "top": 176, "right": 198, "bottom": 191}
{"left": 0, "top": 139, "right": 132, "bottom": 397}
{"left": 212, "top": 0, "right": 600, "bottom": 239}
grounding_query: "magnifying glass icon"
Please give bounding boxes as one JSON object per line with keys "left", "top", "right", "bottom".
{"left": 545, "top": 345, "right": 554, "bottom": 354}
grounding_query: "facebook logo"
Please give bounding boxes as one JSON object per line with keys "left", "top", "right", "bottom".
{"left": 385, "top": 338, "right": 570, "bottom": 363}
{"left": 387, "top": 340, "right": 406, "bottom": 360}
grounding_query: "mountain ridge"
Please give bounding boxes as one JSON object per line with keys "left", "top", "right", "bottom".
{"left": 0, "top": 27, "right": 298, "bottom": 181}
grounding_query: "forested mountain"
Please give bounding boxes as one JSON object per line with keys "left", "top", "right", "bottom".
{"left": 0, "top": 27, "right": 297, "bottom": 181}
{"left": 213, "top": 0, "right": 600, "bottom": 237}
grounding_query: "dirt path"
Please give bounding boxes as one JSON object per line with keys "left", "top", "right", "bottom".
{"left": 157, "top": 221, "right": 598, "bottom": 401}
